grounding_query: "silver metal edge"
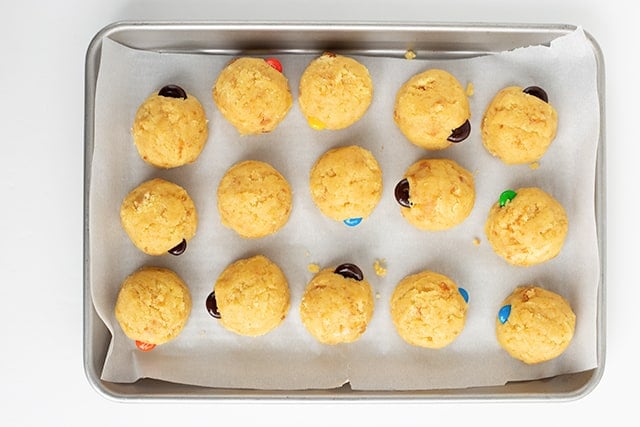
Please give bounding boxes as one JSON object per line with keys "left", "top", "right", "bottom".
{"left": 83, "top": 20, "right": 605, "bottom": 403}
{"left": 89, "top": 19, "right": 579, "bottom": 33}
{"left": 571, "top": 28, "right": 607, "bottom": 401}
{"left": 83, "top": 22, "right": 112, "bottom": 402}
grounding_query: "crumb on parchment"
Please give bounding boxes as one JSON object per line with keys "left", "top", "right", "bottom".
{"left": 307, "top": 263, "right": 320, "bottom": 273}
{"left": 373, "top": 259, "right": 387, "bottom": 277}
{"left": 404, "top": 50, "right": 416, "bottom": 60}
{"left": 466, "top": 82, "right": 474, "bottom": 97}
{"left": 529, "top": 162, "right": 540, "bottom": 170}
{"left": 473, "top": 237, "right": 481, "bottom": 246}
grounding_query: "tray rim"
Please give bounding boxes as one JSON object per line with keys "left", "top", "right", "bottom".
{"left": 83, "top": 20, "right": 606, "bottom": 403}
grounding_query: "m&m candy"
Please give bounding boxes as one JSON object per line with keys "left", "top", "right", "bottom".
{"left": 499, "top": 189, "right": 517, "bottom": 207}
{"left": 265, "top": 58, "right": 283, "bottom": 73}
{"left": 498, "top": 305, "right": 512, "bottom": 324}
{"left": 343, "top": 217, "right": 363, "bottom": 227}
{"left": 135, "top": 340, "right": 156, "bottom": 352}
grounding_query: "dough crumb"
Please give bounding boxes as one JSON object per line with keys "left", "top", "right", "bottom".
{"left": 466, "top": 82, "right": 474, "bottom": 96}
{"left": 404, "top": 50, "right": 416, "bottom": 60}
{"left": 529, "top": 162, "right": 540, "bottom": 170}
{"left": 473, "top": 237, "right": 481, "bottom": 246}
{"left": 307, "top": 263, "right": 321, "bottom": 273}
{"left": 373, "top": 259, "right": 387, "bottom": 277}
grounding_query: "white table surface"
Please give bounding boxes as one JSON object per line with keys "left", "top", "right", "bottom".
{"left": 2, "top": 0, "right": 637, "bottom": 425}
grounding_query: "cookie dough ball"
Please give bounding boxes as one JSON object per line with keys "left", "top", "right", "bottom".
{"left": 394, "top": 69, "right": 471, "bottom": 150}
{"left": 300, "top": 263, "right": 374, "bottom": 345}
{"left": 115, "top": 266, "right": 192, "bottom": 347}
{"left": 298, "top": 52, "right": 373, "bottom": 130}
{"left": 394, "top": 158, "right": 475, "bottom": 231}
{"left": 120, "top": 178, "right": 197, "bottom": 256}
{"left": 390, "top": 270, "right": 469, "bottom": 349}
{"left": 496, "top": 286, "right": 576, "bottom": 364}
{"left": 485, "top": 187, "right": 568, "bottom": 266}
{"left": 309, "top": 145, "right": 383, "bottom": 226}
{"left": 210, "top": 255, "right": 290, "bottom": 337}
{"left": 481, "top": 86, "right": 558, "bottom": 165}
{"left": 132, "top": 85, "right": 208, "bottom": 169}
{"left": 217, "top": 160, "right": 292, "bottom": 238}
{"left": 212, "top": 57, "right": 293, "bottom": 135}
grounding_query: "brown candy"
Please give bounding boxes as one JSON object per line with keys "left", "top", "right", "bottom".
{"left": 205, "top": 291, "right": 221, "bottom": 319}
{"left": 447, "top": 119, "right": 471, "bottom": 143}
{"left": 394, "top": 178, "right": 411, "bottom": 208}
{"left": 158, "top": 84, "right": 187, "bottom": 100}
{"left": 523, "top": 86, "right": 548, "bottom": 103}
{"left": 334, "top": 263, "right": 364, "bottom": 281}
{"left": 168, "top": 239, "right": 187, "bottom": 256}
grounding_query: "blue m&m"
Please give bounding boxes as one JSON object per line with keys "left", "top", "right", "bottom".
{"left": 498, "top": 304, "right": 512, "bottom": 324}
{"left": 458, "top": 287, "right": 469, "bottom": 303}
{"left": 343, "top": 217, "right": 362, "bottom": 227}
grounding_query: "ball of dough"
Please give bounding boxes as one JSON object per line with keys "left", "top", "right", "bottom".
{"left": 132, "top": 85, "right": 208, "bottom": 168}
{"left": 390, "top": 270, "right": 468, "bottom": 349}
{"left": 212, "top": 57, "right": 293, "bottom": 135}
{"left": 298, "top": 52, "right": 373, "bottom": 130}
{"left": 115, "top": 266, "right": 192, "bottom": 346}
{"left": 309, "top": 145, "right": 383, "bottom": 224}
{"left": 120, "top": 178, "right": 197, "bottom": 256}
{"left": 485, "top": 187, "right": 568, "bottom": 266}
{"left": 481, "top": 86, "right": 558, "bottom": 165}
{"left": 217, "top": 160, "right": 293, "bottom": 238}
{"left": 213, "top": 255, "right": 290, "bottom": 337}
{"left": 496, "top": 286, "right": 576, "bottom": 364}
{"left": 393, "top": 69, "right": 471, "bottom": 150}
{"left": 300, "top": 264, "right": 374, "bottom": 345}
{"left": 395, "top": 158, "right": 475, "bottom": 231}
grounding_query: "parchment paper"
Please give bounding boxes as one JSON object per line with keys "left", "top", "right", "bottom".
{"left": 90, "top": 28, "right": 600, "bottom": 390}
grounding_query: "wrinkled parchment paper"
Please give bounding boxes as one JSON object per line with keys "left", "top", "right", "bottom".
{"left": 90, "top": 28, "right": 600, "bottom": 390}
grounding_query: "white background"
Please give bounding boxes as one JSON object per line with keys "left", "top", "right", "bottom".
{"left": 2, "top": 0, "right": 637, "bottom": 425}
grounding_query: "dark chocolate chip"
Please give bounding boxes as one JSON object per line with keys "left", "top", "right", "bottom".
{"left": 394, "top": 178, "right": 412, "bottom": 208}
{"left": 205, "top": 291, "right": 221, "bottom": 319}
{"left": 168, "top": 239, "right": 187, "bottom": 256}
{"left": 158, "top": 84, "right": 187, "bottom": 100}
{"left": 447, "top": 119, "right": 471, "bottom": 143}
{"left": 334, "top": 263, "right": 364, "bottom": 281}
{"left": 523, "top": 86, "right": 548, "bottom": 103}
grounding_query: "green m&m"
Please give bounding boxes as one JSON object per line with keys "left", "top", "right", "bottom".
{"left": 499, "top": 189, "right": 517, "bottom": 207}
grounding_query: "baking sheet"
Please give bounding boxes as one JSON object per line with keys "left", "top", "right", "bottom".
{"left": 90, "top": 27, "right": 600, "bottom": 391}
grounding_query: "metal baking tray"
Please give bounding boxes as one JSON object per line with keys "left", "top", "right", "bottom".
{"left": 83, "top": 21, "right": 606, "bottom": 402}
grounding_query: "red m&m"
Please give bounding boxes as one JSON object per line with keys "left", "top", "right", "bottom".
{"left": 265, "top": 58, "right": 283, "bottom": 73}
{"left": 135, "top": 340, "right": 156, "bottom": 352}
